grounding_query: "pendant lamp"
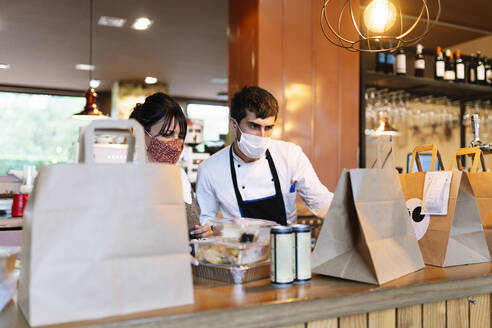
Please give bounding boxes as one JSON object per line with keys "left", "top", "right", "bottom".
{"left": 374, "top": 117, "right": 400, "bottom": 136}
{"left": 73, "top": 0, "right": 109, "bottom": 120}
{"left": 320, "top": 0, "right": 441, "bottom": 52}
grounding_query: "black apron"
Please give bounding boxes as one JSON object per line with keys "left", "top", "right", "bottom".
{"left": 229, "top": 146, "right": 288, "bottom": 225}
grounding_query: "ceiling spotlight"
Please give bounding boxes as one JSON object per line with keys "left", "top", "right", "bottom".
{"left": 98, "top": 16, "right": 126, "bottom": 28}
{"left": 76, "top": 64, "right": 95, "bottom": 71}
{"left": 145, "top": 76, "right": 157, "bottom": 84}
{"left": 89, "top": 79, "right": 101, "bottom": 88}
{"left": 0, "top": 63, "right": 10, "bottom": 69}
{"left": 132, "top": 17, "right": 152, "bottom": 30}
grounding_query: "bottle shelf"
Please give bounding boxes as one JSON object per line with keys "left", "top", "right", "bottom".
{"left": 363, "top": 70, "right": 492, "bottom": 101}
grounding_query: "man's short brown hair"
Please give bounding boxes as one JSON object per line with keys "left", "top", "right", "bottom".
{"left": 230, "top": 86, "right": 279, "bottom": 123}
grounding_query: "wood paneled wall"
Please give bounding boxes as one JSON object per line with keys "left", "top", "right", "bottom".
{"left": 228, "top": 0, "right": 259, "bottom": 98}
{"left": 282, "top": 294, "right": 491, "bottom": 328}
{"left": 228, "top": 0, "right": 360, "bottom": 190}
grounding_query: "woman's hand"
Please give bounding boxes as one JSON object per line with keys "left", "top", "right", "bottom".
{"left": 190, "top": 225, "right": 214, "bottom": 238}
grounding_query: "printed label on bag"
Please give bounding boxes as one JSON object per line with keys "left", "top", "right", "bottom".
{"left": 406, "top": 198, "right": 430, "bottom": 240}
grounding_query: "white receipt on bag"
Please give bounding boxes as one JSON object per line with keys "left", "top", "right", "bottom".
{"left": 422, "top": 171, "right": 452, "bottom": 215}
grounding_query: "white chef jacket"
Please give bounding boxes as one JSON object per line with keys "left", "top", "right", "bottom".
{"left": 196, "top": 139, "right": 333, "bottom": 225}
{"left": 146, "top": 149, "right": 193, "bottom": 205}
{"left": 179, "top": 168, "right": 192, "bottom": 205}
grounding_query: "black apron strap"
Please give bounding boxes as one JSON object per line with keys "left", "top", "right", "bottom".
{"left": 265, "top": 150, "right": 287, "bottom": 223}
{"left": 229, "top": 146, "right": 246, "bottom": 214}
{"left": 229, "top": 145, "right": 288, "bottom": 225}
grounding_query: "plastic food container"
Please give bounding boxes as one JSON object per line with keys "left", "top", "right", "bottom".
{"left": 191, "top": 237, "right": 270, "bottom": 265}
{"left": 193, "top": 261, "right": 270, "bottom": 284}
{"left": 209, "top": 218, "right": 276, "bottom": 243}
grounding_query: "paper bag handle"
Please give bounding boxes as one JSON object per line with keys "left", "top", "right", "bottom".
{"left": 80, "top": 119, "right": 146, "bottom": 164}
{"left": 409, "top": 144, "right": 444, "bottom": 173}
{"left": 450, "top": 147, "right": 487, "bottom": 173}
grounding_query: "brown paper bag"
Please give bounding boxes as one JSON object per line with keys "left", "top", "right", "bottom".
{"left": 399, "top": 144, "right": 490, "bottom": 267}
{"left": 18, "top": 120, "right": 194, "bottom": 326}
{"left": 312, "top": 168, "right": 424, "bottom": 285}
{"left": 450, "top": 148, "right": 492, "bottom": 257}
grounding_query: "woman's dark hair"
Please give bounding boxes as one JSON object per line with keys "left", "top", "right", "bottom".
{"left": 130, "top": 92, "right": 187, "bottom": 139}
{"left": 230, "top": 86, "right": 279, "bottom": 123}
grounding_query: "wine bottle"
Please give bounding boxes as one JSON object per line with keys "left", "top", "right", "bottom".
{"left": 395, "top": 48, "right": 406, "bottom": 75}
{"left": 375, "top": 39, "right": 386, "bottom": 73}
{"left": 376, "top": 53, "right": 386, "bottom": 72}
{"left": 455, "top": 49, "right": 465, "bottom": 83}
{"left": 485, "top": 57, "right": 492, "bottom": 86}
{"left": 477, "top": 51, "right": 486, "bottom": 85}
{"left": 386, "top": 44, "right": 395, "bottom": 74}
{"left": 469, "top": 53, "right": 477, "bottom": 84}
{"left": 434, "top": 46, "right": 445, "bottom": 80}
{"left": 414, "top": 44, "right": 425, "bottom": 77}
{"left": 444, "top": 49, "right": 456, "bottom": 82}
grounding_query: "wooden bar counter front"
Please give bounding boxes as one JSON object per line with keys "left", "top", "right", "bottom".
{"left": 3, "top": 263, "right": 492, "bottom": 328}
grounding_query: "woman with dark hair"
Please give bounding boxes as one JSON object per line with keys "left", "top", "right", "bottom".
{"left": 130, "top": 92, "right": 212, "bottom": 238}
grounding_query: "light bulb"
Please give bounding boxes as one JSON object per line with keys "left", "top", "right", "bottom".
{"left": 132, "top": 17, "right": 152, "bottom": 30}
{"left": 145, "top": 76, "right": 157, "bottom": 84}
{"left": 89, "top": 80, "right": 101, "bottom": 88}
{"left": 363, "top": 0, "right": 397, "bottom": 34}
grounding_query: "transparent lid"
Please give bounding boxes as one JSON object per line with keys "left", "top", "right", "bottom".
{"left": 191, "top": 237, "right": 268, "bottom": 250}
{"left": 209, "top": 218, "right": 276, "bottom": 243}
{"left": 208, "top": 217, "right": 276, "bottom": 227}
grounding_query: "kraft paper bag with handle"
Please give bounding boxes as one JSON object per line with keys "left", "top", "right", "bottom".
{"left": 451, "top": 147, "right": 492, "bottom": 257}
{"left": 312, "top": 168, "right": 424, "bottom": 285}
{"left": 18, "top": 119, "right": 194, "bottom": 327}
{"left": 399, "top": 144, "right": 490, "bottom": 267}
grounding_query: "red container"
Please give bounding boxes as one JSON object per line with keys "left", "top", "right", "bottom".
{"left": 11, "top": 194, "right": 29, "bottom": 217}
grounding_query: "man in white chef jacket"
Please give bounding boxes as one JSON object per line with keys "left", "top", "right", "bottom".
{"left": 196, "top": 86, "right": 333, "bottom": 226}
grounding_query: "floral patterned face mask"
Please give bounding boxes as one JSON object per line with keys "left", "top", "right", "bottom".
{"left": 146, "top": 131, "right": 184, "bottom": 164}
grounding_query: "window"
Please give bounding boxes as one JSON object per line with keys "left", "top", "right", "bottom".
{"left": 0, "top": 91, "right": 87, "bottom": 175}
{"left": 186, "top": 103, "right": 229, "bottom": 142}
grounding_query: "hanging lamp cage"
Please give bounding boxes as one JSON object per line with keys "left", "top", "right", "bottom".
{"left": 320, "top": 0, "right": 441, "bottom": 52}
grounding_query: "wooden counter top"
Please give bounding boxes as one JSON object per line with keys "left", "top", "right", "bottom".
{"left": 0, "top": 218, "right": 22, "bottom": 230}
{"left": 4, "top": 262, "right": 492, "bottom": 328}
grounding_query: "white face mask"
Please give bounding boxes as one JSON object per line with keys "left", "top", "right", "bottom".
{"left": 234, "top": 121, "right": 271, "bottom": 159}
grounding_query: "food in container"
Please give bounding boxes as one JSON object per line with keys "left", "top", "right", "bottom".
{"left": 208, "top": 217, "right": 276, "bottom": 243}
{"left": 191, "top": 237, "right": 269, "bottom": 265}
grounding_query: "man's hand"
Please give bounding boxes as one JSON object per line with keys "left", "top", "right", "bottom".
{"left": 190, "top": 225, "right": 214, "bottom": 238}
